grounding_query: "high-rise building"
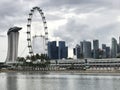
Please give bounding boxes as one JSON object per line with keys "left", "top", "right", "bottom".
{"left": 117, "top": 44, "right": 119, "bottom": 53}
{"left": 102, "top": 44, "right": 106, "bottom": 50}
{"left": 58, "top": 41, "right": 68, "bottom": 59}
{"left": 6, "top": 27, "right": 22, "bottom": 63}
{"left": 111, "top": 37, "right": 117, "bottom": 58}
{"left": 117, "top": 36, "right": 120, "bottom": 54}
{"left": 80, "top": 42, "right": 84, "bottom": 58}
{"left": 93, "top": 40, "right": 99, "bottom": 49}
{"left": 73, "top": 44, "right": 80, "bottom": 59}
{"left": 102, "top": 44, "right": 106, "bottom": 58}
{"left": 119, "top": 36, "right": 120, "bottom": 45}
{"left": 73, "top": 48, "right": 76, "bottom": 55}
{"left": 48, "top": 41, "right": 68, "bottom": 59}
{"left": 106, "top": 46, "right": 110, "bottom": 58}
{"left": 80, "top": 42, "right": 83, "bottom": 54}
{"left": 93, "top": 40, "right": 99, "bottom": 59}
{"left": 48, "top": 41, "right": 58, "bottom": 59}
{"left": 83, "top": 41, "right": 92, "bottom": 58}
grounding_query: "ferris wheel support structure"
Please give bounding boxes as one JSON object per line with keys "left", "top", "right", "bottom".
{"left": 27, "top": 7, "right": 48, "bottom": 56}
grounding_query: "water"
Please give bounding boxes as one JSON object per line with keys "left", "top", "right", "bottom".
{"left": 0, "top": 72, "right": 120, "bottom": 90}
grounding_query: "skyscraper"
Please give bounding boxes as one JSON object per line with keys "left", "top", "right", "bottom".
{"left": 102, "top": 44, "right": 106, "bottom": 58}
{"left": 48, "top": 41, "right": 58, "bottom": 59}
{"left": 117, "top": 36, "right": 120, "bottom": 54}
{"left": 93, "top": 40, "right": 99, "bottom": 59}
{"left": 83, "top": 41, "right": 92, "bottom": 58}
{"left": 58, "top": 41, "right": 68, "bottom": 59}
{"left": 73, "top": 48, "right": 76, "bottom": 56}
{"left": 106, "top": 46, "right": 110, "bottom": 58}
{"left": 6, "top": 27, "right": 22, "bottom": 63}
{"left": 119, "top": 36, "right": 120, "bottom": 45}
{"left": 111, "top": 37, "right": 117, "bottom": 58}
{"left": 80, "top": 42, "right": 83, "bottom": 55}
{"left": 73, "top": 44, "right": 80, "bottom": 59}
{"left": 48, "top": 41, "right": 68, "bottom": 59}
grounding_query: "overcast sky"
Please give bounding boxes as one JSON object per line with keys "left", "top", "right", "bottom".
{"left": 0, "top": 0, "right": 120, "bottom": 61}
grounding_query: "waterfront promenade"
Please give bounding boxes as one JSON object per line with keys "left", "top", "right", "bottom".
{"left": 1, "top": 58, "right": 120, "bottom": 74}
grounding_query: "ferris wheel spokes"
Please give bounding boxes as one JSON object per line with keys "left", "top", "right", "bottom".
{"left": 27, "top": 6, "right": 48, "bottom": 56}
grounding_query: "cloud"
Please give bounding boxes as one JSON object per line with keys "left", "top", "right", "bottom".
{"left": 42, "top": 0, "right": 120, "bottom": 12}
{"left": 0, "top": 1, "right": 28, "bottom": 32}
{"left": 0, "top": 0, "right": 120, "bottom": 60}
{"left": 0, "top": 35, "right": 6, "bottom": 37}
{"left": 93, "top": 22, "right": 120, "bottom": 45}
{"left": 53, "top": 14, "right": 120, "bottom": 48}
{"left": 46, "top": 13, "right": 65, "bottom": 21}
{"left": 53, "top": 18, "right": 91, "bottom": 47}
{"left": 43, "top": 0, "right": 106, "bottom": 7}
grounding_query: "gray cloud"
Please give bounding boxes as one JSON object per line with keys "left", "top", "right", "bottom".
{"left": 43, "top": 0, "right": 107, "bottom": 7}
{"left": 0, "top": 0, "right": 119, "bottom": 60}
{"left": 45, "top": 13, "right": 65, "bottom": 21}
{"left": 0, "top": 1, "right": 29, "bottom": 32}
{"left": 93, "top": 22, "right": 120, "bottom": 44}
{"left": 53, "top": 18, "right": 91, "bottom": 47}
{"left": 53, "top": 17, "right": 120, "bottom": 48}
{"left": 42, "top": 0, "right": 120, "bottom": 12}
{"left": 0, "top": 35, "right": 6, "bottom": 37}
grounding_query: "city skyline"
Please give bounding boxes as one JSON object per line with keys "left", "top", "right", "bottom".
{"left": 0, "top": 0, "right": 120, "bottom": 61}
{"left": 73, "top": 36, "right": 120, "bottom": 59}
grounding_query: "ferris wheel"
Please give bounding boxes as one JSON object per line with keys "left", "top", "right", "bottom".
{"left": 27, "top": 6, "right": 48, "bottom": 56}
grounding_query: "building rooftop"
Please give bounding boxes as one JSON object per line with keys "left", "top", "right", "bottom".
{"left": 7, "top": 26, "right": 22, "bottom": 35}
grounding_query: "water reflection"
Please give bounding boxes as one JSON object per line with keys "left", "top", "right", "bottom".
{"left": 0, "top": 72, "right": 120, "bottom": 90}
{"left": 6, "top": 73, "right": 18, "bottom": 90}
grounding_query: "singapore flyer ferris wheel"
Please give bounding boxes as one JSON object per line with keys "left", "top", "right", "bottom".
{"left": 27, "top": 6, "right": 48, "bottom": 56}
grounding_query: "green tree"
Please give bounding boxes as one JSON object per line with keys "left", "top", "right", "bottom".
{"left": 17, "top": 57, "right": 25, "bottom": 62}
{"left": 36, "top": 53, "right": 40, "bottom": 59}
{"left": 26, "top": 55, "right": 30, "bottom": 60}
{"left": 40, "top": 54, "right": 46, "bottom": 62}
{"left": 31, "top": 55, "right": 36, "bottom": 61}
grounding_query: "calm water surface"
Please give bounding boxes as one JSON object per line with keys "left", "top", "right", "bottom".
{"left": 0, "top": 72, "right": 120, "bottom": 90}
